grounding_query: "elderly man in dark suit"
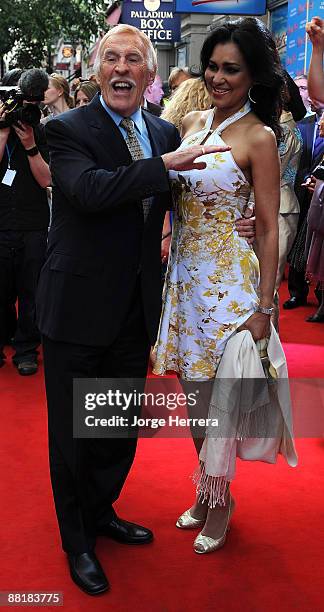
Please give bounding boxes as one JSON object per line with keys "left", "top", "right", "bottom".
{"left": 37, "top": 24, "right": 254, "bottom": 595}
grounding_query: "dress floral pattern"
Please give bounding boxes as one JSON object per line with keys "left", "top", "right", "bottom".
{"left": 153, "top": 102, "right": 260, "bottom": 381}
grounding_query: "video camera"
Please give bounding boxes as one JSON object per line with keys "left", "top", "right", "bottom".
{"left": 0, "top": 68, "right": 49, "bottom": 129}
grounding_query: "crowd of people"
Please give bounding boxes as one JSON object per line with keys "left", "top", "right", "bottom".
{"left": 0, "top": 15, "right": 323, "bottom": 597}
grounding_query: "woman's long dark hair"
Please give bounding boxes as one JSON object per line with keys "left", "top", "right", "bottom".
{"left": 200, "top": 17, "right": 285, "bottom": 141}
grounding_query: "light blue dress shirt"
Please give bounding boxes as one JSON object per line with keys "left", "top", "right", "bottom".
{"left": 99, "top": 95, "right": 153, "bottom": 159}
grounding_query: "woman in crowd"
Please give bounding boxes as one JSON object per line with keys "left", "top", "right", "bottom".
{"left": 73, "top": 79, "right": 100, "bottom": 108}
{"left": 272, "top": 77, "right": 304, "bottom": 327}
{"left": 43, "top": 73, "right": 74, "bottom": 119}
{"left": 168, "top": 66, "right": 192, "bottom": 93}
{"left": 153, "top": 17, "right": 297, "bottom": 553}
{"left": 161, "top": 77, "right": 212, "bottom": 132}
{"left": 42, "top": 74, "right": 74, "bottom": 225}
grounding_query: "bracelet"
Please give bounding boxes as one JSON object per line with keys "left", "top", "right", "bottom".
{"left": 25, "top": 146, "right": 39, "bottom": 157}
{"left": 161, "top": 230, "right": 172, "bottom": 241}
{"left": 256, "top": 305, "right": 274, "bottom": 316}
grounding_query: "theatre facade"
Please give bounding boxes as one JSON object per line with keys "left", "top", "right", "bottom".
{"left": 83, "top": 0, "right": 324, "bottom": 83}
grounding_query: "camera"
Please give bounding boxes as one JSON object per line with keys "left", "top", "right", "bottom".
{"left": 0, "top": 68, "right": 49, "bottom": 129}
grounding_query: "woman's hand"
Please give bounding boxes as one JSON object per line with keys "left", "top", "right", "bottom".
{"left": 149, "top": 346, "right": 157, "bottom": 368}
{"left": 13, "top": 121, "right": 36, "bottom": 150}
{"left": 237, "top": 311, "right": 271, "bottom": 341}
{"left": 161, "top": 234, "right": 171, "bottom": 264}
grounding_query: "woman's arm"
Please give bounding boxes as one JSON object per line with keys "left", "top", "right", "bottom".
{"left": 251, "top": 126, "right": 280, "bottom": 307}
{"left": 240, "top": 125, "right": 280, "bottom": 340}
{"left": 306, "top": 17, "right": 324, "bottom": 104}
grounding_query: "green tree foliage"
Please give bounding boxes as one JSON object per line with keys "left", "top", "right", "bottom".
{"left": 0, "top": 0, "right": 108, "bottom": 69}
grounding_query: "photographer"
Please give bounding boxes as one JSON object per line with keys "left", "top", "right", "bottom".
{"left": 0, "top": 69, "right": 51, "bottom": 375}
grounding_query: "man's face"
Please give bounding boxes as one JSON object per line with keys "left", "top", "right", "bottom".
{"left": 98, "top": 33, "right": 154, "bottom": 116}
{"left": 294, "top": 77, "right": 310, "bottom": 109}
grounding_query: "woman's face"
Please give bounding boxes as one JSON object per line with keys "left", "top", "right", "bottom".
{"left": 204, "top": 41, "right": 253, "bottom": 113}
{"left": 75, "top": 89, "right": 90, "bottom": 107}
{"left": 44, "top": 79, "right": 62, "bottom": 105}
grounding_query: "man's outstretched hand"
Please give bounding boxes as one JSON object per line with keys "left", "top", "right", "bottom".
{"left": 162, "top": 144, "right": 231, "bottom": 172}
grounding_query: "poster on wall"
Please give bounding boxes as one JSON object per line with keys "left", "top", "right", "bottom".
{"left": 174, "top": 0, "right": 266, "bottom": 15}
{"left": 121, "top": 0, "right": 181, "bottom": 42}
{"left": 286, "top": 0, "right": 324, "bottom": 78}
{"left": 271, "top": 4, "right": 288, "bottom": 67}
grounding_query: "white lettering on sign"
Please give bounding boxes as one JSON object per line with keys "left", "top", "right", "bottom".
{"left": 130, "top": 10, "right": 173, "bottom": 17}
{"left": 142, "top": 29, "right": 172, "bottom": 40}
{"left": 128, "top": 8, "right": 176, "bottom": 41}
{"left": 141, "top": 18, "right": 164, "bottom": 28}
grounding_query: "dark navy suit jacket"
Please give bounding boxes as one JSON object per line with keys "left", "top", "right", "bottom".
{"left": 36, "top": 94, "right": 180, "bottom": 346}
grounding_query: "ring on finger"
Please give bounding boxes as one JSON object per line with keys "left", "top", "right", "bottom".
{"left": 201, "top": 146, "right": 205, "bottom": 155}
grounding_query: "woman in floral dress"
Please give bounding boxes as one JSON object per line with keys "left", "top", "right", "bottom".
{"left": 153, "top": 18, "right": 297, "bottom": 553}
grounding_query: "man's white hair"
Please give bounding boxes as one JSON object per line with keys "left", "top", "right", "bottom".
{"left": 93, "top": 25, "right": 157, "bottom": 75}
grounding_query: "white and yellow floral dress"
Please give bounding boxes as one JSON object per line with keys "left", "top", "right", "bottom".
{"left": 153, "top": 102, "right": 260, "bottom": 381}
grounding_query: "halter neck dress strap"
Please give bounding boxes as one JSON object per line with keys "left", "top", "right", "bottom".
{"left": 204, "top": 100, "right": 252, "bottom": 136}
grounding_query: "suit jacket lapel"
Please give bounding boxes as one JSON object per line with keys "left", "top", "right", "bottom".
{"left": 85, "top": 99, "right": 167, "bottom": 162}
{"left": 85, "top": 95, "right": 132, "bottom": 166}
{"left": 142, "top": 109, "right": 166, "bottom": 156}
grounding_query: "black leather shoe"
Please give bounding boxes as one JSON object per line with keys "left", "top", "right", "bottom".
{"left": 67, "top": 552, "right": 109, "bottom": 595}
{"left": 283, "top": 296, "right": 307, "bottom": 310}
{"left": 16, "top": 361, "right": 38, "bottom": 376}
{"left": 99, "top": 517, "right": 153, "bottom": 544}
{"left": 306, "top": 312, "right": 324, "bottom": 323}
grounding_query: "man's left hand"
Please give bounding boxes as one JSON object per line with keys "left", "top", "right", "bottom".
{"left": 301, "top": 174, "right": 316, "bottom": 193}
{"left": 235, "top": 215, "right": 256, "bottom": 245}
{"left": 13, "top": 121, "right": 36, "bottom": 150}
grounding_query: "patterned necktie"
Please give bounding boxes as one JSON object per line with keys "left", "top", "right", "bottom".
{"left": 313, "top": 121, "right": 324, "bottom": 165}
{"left": 120, "top": 117, "right": 151, "bottom": 221}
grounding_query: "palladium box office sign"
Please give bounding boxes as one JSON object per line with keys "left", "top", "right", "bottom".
{"left": 121, "top": 0, "right": 181, "bottom": 42}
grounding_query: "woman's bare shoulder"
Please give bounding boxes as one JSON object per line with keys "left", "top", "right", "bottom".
{"left": 244, "top": 114, "right": 277, "bottom": 147}
{"left": 181, "top": 109, "right": 210, "bottom": 138}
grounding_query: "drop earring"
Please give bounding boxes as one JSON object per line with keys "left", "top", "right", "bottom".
{"left": 248, "top": 87, "right": 257, "bottom": 104}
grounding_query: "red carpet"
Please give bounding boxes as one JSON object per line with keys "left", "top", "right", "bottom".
{"left": 0, "top": 281, "right": 323, "bottom": 612}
